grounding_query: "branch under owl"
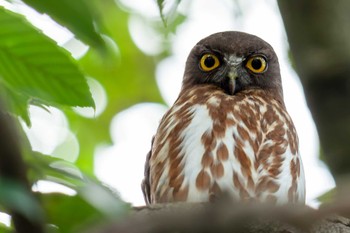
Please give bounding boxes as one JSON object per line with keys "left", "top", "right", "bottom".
{"left": 86, "top": 201, "right": 350, "bottom": 233}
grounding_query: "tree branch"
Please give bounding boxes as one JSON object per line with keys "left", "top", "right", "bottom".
{"left": 85, "top": 202, "right": 350, "bottom": 233}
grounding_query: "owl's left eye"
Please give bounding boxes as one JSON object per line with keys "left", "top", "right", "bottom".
{"left": 245, "top": 55, "right": 268, "bottom": 73}
{"left": 200, "top": 54, "right": 220, "bottom": 71}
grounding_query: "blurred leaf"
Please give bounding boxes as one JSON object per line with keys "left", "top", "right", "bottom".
{"left": 0, "top": 224, "right": 12, "bottom": 233}
{"left": 66, "top": 0, "right": 163, "bottom": 174}
{"left": 157, "top": 0, "right": 167, "bottom": 26}
{"left": 153, "top": 12, "right": 187, "bottom": 47}
{"left": 0, "top": 178, "right": 44, "bottom": 223}
{"left": 20, "top": 0, "right": 105, "bottom": 50}
{"left": 28, "top": 152, "right": 93, "bottom": 188}
{"left": 78, "top": 182, "right": 130, "bottom": 217}
{"left": 28, "top": 152, "right": 129, "bottom": 217}
{"left": 157, "top": 0, "right": 182, "bottom": 27}
{"left": 40, "top": 193, "right": 102, "bottom": 233}
{"left": 317, "top": 188, "right": 336, "bottom": 204}
{"left": 165, "top": 13, "right": 187, "bottom": 34}
{"left": 0, "top": 87, "right": 30, "bottom": 126}
{"left": 0, "top": 6, "right": 94, "bottom": 124}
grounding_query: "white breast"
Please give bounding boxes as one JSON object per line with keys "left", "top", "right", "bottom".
{"left": 151, "top": 90, "right": 305, "bottom": 204}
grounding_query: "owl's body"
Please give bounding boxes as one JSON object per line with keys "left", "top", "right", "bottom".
{"left": 142, "top": 31, "right": 305, "bottom": 205}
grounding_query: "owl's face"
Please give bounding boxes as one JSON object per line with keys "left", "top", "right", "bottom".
{"left": 183, "top": 31, "right": 283, "bottom": 99}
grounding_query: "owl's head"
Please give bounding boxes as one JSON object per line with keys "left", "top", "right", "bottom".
{"left": 182, "top": 31, "right": 283, "bottom": 100}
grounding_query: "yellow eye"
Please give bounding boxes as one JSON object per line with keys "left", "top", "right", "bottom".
{"left": 245, "top": 56, "right": 267, "bottom": 73}
{"left": 200, "top": 54, "right": 220, "bottom": 71}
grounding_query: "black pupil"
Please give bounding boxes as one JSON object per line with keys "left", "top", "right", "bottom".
{"left": 251, "top": 58, "right": 262, "bottom": 70}
{"left": 204, "top": 56, "right": 216, "bottom": 67}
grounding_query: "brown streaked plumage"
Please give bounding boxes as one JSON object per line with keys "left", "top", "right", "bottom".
{"left": 142, "top": 31, "right": 305, "bottom": 205}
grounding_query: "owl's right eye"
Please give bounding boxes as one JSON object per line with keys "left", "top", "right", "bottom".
{"left": 200, "top": 54, "right": 220, "bottom": 71}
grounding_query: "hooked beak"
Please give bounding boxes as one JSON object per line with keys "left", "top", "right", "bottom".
{"left": 225, "top": 55, "right": 243, "bottom": 95}
{"left": 227, "top": 67, "right": 238, "bottom": 95}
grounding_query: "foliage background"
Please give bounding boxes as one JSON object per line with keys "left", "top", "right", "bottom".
{"left": 0, "top": 0, "right": 181, "bottom": 232}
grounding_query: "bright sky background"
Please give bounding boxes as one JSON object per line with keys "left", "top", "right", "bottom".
{"left": 0, "top": 0, "right": 335, "bottom": 209}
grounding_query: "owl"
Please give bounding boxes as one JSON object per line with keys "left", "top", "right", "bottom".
{"left": 142, "top": 31, "right": 305, "bottom": 205}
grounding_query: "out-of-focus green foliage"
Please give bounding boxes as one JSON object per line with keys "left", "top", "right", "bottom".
{"left": 0, "top": 6, "right": 94, "bottom": 125}
{"left": 28, "top": 151, "right": 128, "bottom": 229}
{"left": 20, "top": 0, "right": 106, "bottom": 50}
{"left": 0, "top": 225, "right": 12, "bottom": 233}
{"left": 41, "top": 193, "right": 102, "bottom": 233}
{"left": 157, "top": 0, "right": 182, "bottom": 27}
{"left": 71, "top": 0, "right": 164, "bottom": 172}
{"left": 0, "top": 178, "right": 43, "bottom": 223}
{"left": 317, "top": 188, "right": 336, "bottom": 205}
{"left": 0, "top": 0, "right": 186, "bottom": 231}
{"left": 0, "top": 224, "right": 13, "bottom": 233}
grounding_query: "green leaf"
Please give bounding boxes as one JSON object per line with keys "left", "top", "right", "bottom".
{"left": 166, "top": 13, "right": 187, "bottom": 35}
{"left": 40, "top": 193, "right": 102, "bottom": 233}
{"left": 27, "top": 151, "right": 91, "bottom": 188}
{"left": 317, "top": 188, "right": 336, "bottom": 204}
{"left": 28, "top": 152, "right": 129, "bottom": 217}
{"left": 0, "top": 86, "right": 30, "bottom": 126}
{"left": 0, "top": 178, "right": 44, "bottom": 224}
{"left": 157, "top": 0, "right": 182, "bottom": 27}
{"left": 20, "top": 0, "right": 105, "bottom": 50}
{"left": 28, "top": 153, "right": 129, "bottom": 233}
{"left": 0, "top": 224, "right": 12, "bottom": 233}
{"left": 70, "top": 0, "right": 163, "bottom": 174}
{"left": 78, "top": 182, "right": 129, "bottom": 218}
{"left": 0, "top": 7, "right": 94, "bottom": 123}
{"left": 157, "top": 0, "right": 167, "bottom": 26}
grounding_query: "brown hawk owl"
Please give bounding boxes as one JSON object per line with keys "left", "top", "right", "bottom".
{"left": 142, "top": 31, "right": 305, "bottom": 205}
